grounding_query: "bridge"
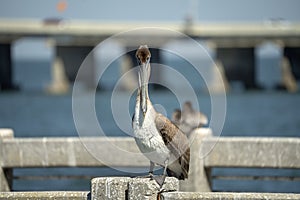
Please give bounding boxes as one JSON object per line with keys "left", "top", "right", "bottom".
{"left": 0, "top": 18, "right": 300, "bottom": 91}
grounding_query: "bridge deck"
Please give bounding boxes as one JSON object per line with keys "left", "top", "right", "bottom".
{"left": 1, "top": 18, "right": 300, "bottom": 47}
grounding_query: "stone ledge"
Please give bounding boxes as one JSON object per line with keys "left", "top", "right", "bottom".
{"left": 160, "top": 192, "right": 300, "bottom": 200}
{"left": 202, "top": 137, "right": 300, "bottom": 168}
{"left": 0, "top": 191, "right": 89, "bottom": 200}
{"left": 91, "top": 177, "right": 179, "bottom": 200}
{"left": 128, "top": 177, "right": 179, "bottom": 200}
{"left": 91, "top": 177, "right": 131, "bottom": 200}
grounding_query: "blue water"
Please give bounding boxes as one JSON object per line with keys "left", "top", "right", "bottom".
{"left": 1, "top": 59, "right": 300, "bottom": 192}
{"left": 1, "top": 90, "right": 300, "bottom": 138}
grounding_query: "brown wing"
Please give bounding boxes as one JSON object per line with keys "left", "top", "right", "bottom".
{"left": 155, "top": 113, "right": 190, "bottom": 179}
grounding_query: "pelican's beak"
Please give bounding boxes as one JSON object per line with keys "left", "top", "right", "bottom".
{"left": 139, "top": 59, "right": 150, "bottom": 115}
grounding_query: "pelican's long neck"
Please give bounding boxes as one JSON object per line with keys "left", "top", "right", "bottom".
{"left": 139, "top": 62, "right": 151, "bottom": 115}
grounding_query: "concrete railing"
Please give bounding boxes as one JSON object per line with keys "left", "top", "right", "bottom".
{"left": 0, "top": 177, "right": 300, "bottom": 200}
{"left": 0, "top": 128, "right": 300, "bottom": 199}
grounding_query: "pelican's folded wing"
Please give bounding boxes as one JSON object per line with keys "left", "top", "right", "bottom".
{"left": 155, "top": 113, "right": 190, "bottom": 179}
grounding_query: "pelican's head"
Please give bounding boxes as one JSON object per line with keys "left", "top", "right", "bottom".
{"left": 183, "top": 101, "right": 208, "bottom": 127}
{"left": 136, "top": 45, "right": 151, "bottom": 114}
{"left": 136, "top": 45, "right": 151, "bottom": 65}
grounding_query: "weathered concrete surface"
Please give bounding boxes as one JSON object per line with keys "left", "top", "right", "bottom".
{"left": 161, "top": 192, "right": 300, "bottom": 200}
{"left": 128, "top": 177, "right": 179, "bottom": 200}
{"left": 1, "top": 137, "right": 148, "bottom": 168}
{"left": 91, "top": 177, "right": 179, "bottom": 200}
{"left": 0, "top": 191, "right": 89, "bottom": 200}
{"left": 91, "top": 177, "right": 131, "bottom": 200}
{"left": 1, "top": 134, "right": 300, "bottom": 194}
{"left": 180, "top": 130, "right": 212, "bottom": 192}
{"left": 2, "top": 135, "right": 300, "bottom": 169}
{"left": 202, "top": 137, "right": 300, "bottom": 168}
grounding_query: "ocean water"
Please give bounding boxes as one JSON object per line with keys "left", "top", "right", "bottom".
{"left": 0, "top": 58, "right": 300, "bottom": 192}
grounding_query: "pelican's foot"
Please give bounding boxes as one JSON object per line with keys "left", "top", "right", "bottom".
{"left": 152, "top": 175, "right": 166, "bottom": 188}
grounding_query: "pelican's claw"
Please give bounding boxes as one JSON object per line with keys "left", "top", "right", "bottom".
{"left": 152, "top": 175, "right": 166, "bottom": 188}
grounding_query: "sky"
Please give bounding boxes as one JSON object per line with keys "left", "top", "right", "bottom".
{"left": 1, "top": 0, "right": 299, "bottom": 59}
{"left": 0, "top": 0, "right": 299, "bottom": 22}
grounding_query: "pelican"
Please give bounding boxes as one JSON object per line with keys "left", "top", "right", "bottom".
{"left": 132, "top": 45, "right": 190, "bottom": 187}
{"left": 172, "top": 101, "right": 208, "bottom": 137}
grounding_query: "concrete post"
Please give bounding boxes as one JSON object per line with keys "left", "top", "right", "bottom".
{"left": 179, "top": 128, "right": 212, "bottom": 192}
{"left": 0, "top": 129, "right": 14, "bottom": 191}
{"left": 128, "top": 177, "right": 179, "bottom": 200}
{"left": 91, "top": 177, "right": 131, "bottom": 200}
{"left": 91, "top": 177, "right": 179, "bottom": 200}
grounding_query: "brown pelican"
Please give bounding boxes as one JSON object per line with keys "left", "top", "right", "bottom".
{"left": 132, "top": 45, "right": 190, "bottom": 187}
{"left": 172, "top": 101, "right": 208, "bottom": 137}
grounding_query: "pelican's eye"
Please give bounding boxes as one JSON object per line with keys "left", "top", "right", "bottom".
{"left": 136, "top": 56, "right": 141, "bottom": 64}
{"left": 146, "top": 56, "right": 150, "bottom": 62}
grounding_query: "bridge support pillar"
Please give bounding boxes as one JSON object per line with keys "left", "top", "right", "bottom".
{"left": 284, "top": 47, "right": 300, "bottom": 75}
{"left": 216, "top": 47, "right": 258, "bottom": 90}
{"left": 282, "top": 47, "right": 300, "bottom": 92}
{"left": 55, "top": 46, "right": 96, "bottom": 90}
{"left": 0, "top": 44, "right": 17, "bottom": 91}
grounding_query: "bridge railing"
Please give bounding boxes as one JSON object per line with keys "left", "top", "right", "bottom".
{"left": 0, "top": 129, "right": 300, "bottom": 193}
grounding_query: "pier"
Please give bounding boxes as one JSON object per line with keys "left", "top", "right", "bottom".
{"left": 0, "top": 129, "right": 299, "bottom": 199}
